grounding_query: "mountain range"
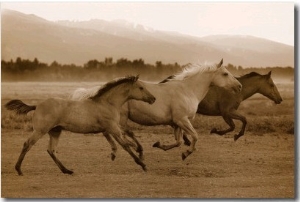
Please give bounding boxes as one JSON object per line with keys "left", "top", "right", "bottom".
{"left": 1, "top": 9, "right": 294, "bottom": 67}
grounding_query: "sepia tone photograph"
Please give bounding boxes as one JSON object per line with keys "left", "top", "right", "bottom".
{"left": 1, "top": 1, "right": 295, "bottom": 199}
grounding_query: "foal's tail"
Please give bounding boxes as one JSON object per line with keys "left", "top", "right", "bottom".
{"left": 5, "top": 99, "right": 36, "bottom": 115}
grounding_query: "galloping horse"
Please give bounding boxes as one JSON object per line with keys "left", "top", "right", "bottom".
{"left": 71, "top": 59, "right": 242, "bottom": 161}
{"left": 158, "top": 71, "right": 283, "bottom": 146}
{"left": 5, "top": 76, "right": 156, "bottom": 175}
{"left": 186, "top": 71, "right": 282, "bottom": 142}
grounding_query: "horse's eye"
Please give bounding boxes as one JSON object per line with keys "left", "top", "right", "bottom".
{"left": 139, "top": 87, "right": 144, "bottom": 90}
{"left": 223, "top": 73, "right": 228, "bottom": 76}
{"left": 270, "top": 84, "right": 274, "bottom": 87}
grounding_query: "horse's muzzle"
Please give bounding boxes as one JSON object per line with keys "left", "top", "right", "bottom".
{"left": 147, "top": 97, "right": 156, "bottom": 104}
{"left": 232, "top": 84, "right": 242, "bottom": 94}
{"left": 274, "top": 98, "right": 283, "bottom": 104}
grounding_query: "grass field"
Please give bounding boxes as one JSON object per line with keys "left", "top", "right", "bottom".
{"left": 1, "top": 81, "right": 295, "bottom": 198}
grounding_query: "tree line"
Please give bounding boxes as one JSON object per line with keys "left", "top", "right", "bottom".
{"left": 1, "top": 57, "right": 294, "bottom": 82}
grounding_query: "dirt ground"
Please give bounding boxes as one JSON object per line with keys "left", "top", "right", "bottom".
{"left": 1, "top": 128, "right": 295, "bottom": 198}
{"left": 1, "top": 82, "right": 295, "bottom": 198}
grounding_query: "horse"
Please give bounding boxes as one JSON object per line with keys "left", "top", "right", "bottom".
{"left": 168, "top": 71, "right": 282, "bottom": 145}
{"left": 186, "top": 71, "right": 282, "bottom": 142}
{"left": 71, "top": 59, "right": 242, "bottom": 161}
{"left": 5, "top": 76, "right": 156, "bottom": 175}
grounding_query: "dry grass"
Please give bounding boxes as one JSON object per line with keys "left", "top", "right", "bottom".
{"left": 1, "top": 82, "right": 294, "bottom": 136}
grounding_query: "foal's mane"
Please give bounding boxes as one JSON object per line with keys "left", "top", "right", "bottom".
{"left": 89, "top": 76, "right": 138, "bottom": 100}
{"left": 159, "top": 63, "right": 218, "bottom": 83}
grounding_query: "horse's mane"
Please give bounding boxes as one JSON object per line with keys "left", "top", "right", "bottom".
{"left": 70, "top": 86, "right": 100, "bottom": 101}
{"left": 160, "top": 71, "right": 262, "bottom": 84}
{"left": 89, "top": 75, "right": 138, "bottom": 100}
{"left": 159, "top": 75, "right": 176, "bottom": 84}
{"left": 238, "top": 72, "right": 262, "bottom": 79}
{"left": 159, "top": 62, "right": 218, "bottom": 83}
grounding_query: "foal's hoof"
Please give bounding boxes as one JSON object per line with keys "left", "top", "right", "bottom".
{"left": 15, "top": 167, "right": 23, "bottom": 176}
{"left": 210, "top": 128, "right": 217, "bottom": 134}
{"left": 153, "top": 141, "right": 160, "bottom": 148}
{"left": 111, "top": 153, "right": 116, "bottom": 161}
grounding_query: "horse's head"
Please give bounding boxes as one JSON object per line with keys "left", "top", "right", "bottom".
{"left": 211, "top": 59, "right": 242, "bottom": 94}
{"left": 129, "top": 76, "right": 156, "bottom": 104}
{"left": 259, "top": 71, "right": 283, "bottom": 104}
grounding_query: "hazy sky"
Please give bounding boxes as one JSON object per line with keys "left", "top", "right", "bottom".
{"left": 1, "top": 2, "right": 295, "bottom": 46}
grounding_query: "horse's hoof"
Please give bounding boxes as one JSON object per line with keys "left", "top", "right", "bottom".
{"left": 153, "top": 141, "right": 160, "bottom": 148}
{"left": 111, "top": 153, "right": 116, "bottom": 161}
{"left": 182, "top": 153, "right": 187, "bottom": 161}
{"left": 63, "top": 169, "right": 74, "bottom": 175}
{"left": 16, "top": 168, "right": 23, "bottom": 176}
{"left": 17, "top": 172, "right": 23, "bottom": 176}
{"left": 210, "top": 128, "right": 217, "bottom": 134}
{"left": 142, "top": 166, "right": 147, "bottom": 172}
{"left": 234, "top": 135, "right": 240, "bottom": 141}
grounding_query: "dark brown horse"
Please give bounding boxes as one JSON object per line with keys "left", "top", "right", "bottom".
{"left": 182, "top": 71, "right": 282, "bottom": 143}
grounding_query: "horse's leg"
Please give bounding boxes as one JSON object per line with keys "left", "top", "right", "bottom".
{"left": 15, "top": 130, "right": 45, "bottom": 176}
{"left": 210, "top": 114, "right": 235, "bottom": 136}
{"left": 103, "top": 132, "right": 118, "bottom": 161}
{"left": 122, "top": 133, "right": 138, "bottom": 149}
{"left": 103, "top": 132, "right": 133, "bottom": 161}
{"left": 120, "top": 104, "right": 143, "bottom": 160}
{"left": 174, "top": 118, "right": 198, "bottom": 160}
{"left": 47, "top": 127, "right": 73, "bottom": 175}
{"left": 124, "top": 129, "right": 144, "bottom": 161}
{"left": 153, "top": 126, "right": 183, "bottom": 151}
{"left": 227, "top": 111, "right": 247, "bottom": 141}
{"left": 211, "top": 110, "right": 247, "bottom": 141}
{"left": 182, "top": 133, "right": 191, "bottom": 146}
{"left": 108, "top": 126, "right": 147, "bottom": 171}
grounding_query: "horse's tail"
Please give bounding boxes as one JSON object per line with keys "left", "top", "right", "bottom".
{"left": 5, "top": 99, "right": 36, "bottom": 115}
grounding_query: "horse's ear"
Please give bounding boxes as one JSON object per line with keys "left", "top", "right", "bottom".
{"left": 266, "top": 71, "right": 272, "bottom": 78}
{"left": 217, "top": 59, "right": 223, "bottom": 68}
